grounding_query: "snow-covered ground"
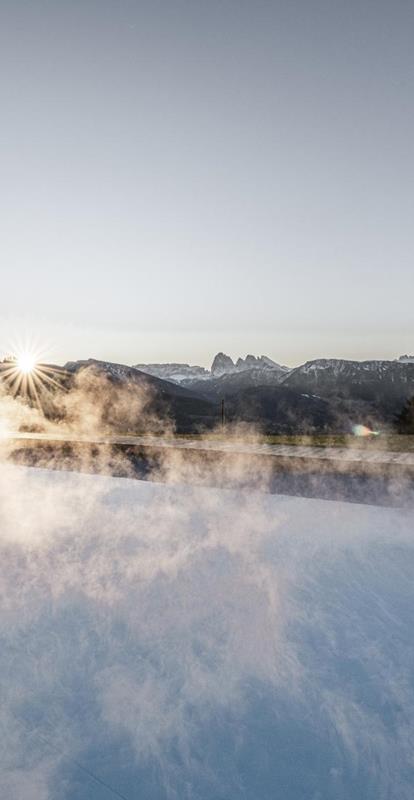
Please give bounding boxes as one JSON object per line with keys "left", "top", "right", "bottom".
{"left": 1, "top": 464, "right": 413, "bottom": 799}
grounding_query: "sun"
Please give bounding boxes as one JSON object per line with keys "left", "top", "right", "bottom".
{"left": 17, "top": 352, "right": 37, "bottom": 375}
{"left": 0, "top": 340, "right": 70, "bottom": 422}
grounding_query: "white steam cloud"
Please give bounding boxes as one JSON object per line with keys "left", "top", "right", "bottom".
{"left": 0, "top": 462, "right": 413, "bottom": 799}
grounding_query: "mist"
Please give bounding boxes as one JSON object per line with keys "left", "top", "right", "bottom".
{"left": 1, "top": 0, "right": 413, "bottom": 794}
{"left": 0, "top": 453, "right": 413, "bottom": 799}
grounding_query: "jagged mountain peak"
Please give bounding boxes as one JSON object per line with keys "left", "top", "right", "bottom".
{"left": 236, "top": 354, "right": 288, "bottom": 372}
{"left": 212, "top": 352, "right": 288, "bottom": 376}
{"left": 211, "top": 352, "right": 236, "bottom": 375}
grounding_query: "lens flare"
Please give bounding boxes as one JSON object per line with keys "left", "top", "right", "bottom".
{"left": 352, "top": 424, "right": 380, "bottom": 437}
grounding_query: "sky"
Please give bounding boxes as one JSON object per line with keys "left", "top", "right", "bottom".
{"left": 0, "top": 0, "right": 413, "bottom": 368}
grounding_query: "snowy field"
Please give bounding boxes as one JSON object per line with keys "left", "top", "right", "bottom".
{"left": 1, "top": 464, "right": 413, "bottom": 799}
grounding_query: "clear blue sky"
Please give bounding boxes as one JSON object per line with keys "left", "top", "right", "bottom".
{"left": 0, "top": 0, "right": 413, "bottom": 367}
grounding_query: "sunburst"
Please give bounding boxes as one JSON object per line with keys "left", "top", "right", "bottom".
{"left": 17, "top": 352, "right": 37, "bottom": 375}
{"left": 0, "top": 342, "right": 69, "bottom": 417}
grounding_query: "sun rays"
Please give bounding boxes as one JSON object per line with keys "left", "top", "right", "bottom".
{"left": 0, "top": 342, "right": 69, "bottom": 418}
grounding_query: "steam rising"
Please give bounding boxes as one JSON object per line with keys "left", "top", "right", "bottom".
{"left": 0, "top": 460, "right": 413, "bottom": 799}
{"left": 0, "top": 373, "right": 413, "bottom": 798}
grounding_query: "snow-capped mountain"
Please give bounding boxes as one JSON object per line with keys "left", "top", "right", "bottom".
{"left": 64, "top": 359, "right": 209, "bottom": 398}
{"left": 4, "top": 352, "right": 413, "bottom": 435}
{"left": 134, "top": 353, "right": 290, "bottom": 384}
{"left": 282, "top": 358, "right": 414, "bottom": 405}
{"left": 132, "top": 362, "right": 210, "bottom": 383}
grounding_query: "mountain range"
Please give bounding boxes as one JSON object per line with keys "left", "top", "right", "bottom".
{"left": 69, "top": 353, "right": 414, "bottom": 434}
{"left": 133, "top": 352, "right": 289, "bottom": 383}
{"left": 2, "top": 352, "right": 414, "bottom": 435}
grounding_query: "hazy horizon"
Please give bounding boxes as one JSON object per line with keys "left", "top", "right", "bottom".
{"left": 0, "top": 323, "right": 413, "bottom": 371}
{"left": 1, "top": 334, "right": 413, "bottom": 371}
{"left": 46, "top": 344, "right": 414, "bottom": 370}
{"left": 1, "top": 0, "right": 413, "bottom": 365}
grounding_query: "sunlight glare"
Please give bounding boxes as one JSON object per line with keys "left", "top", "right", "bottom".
{"left": 17, "top": 352, "right": 37, "bottom": 375}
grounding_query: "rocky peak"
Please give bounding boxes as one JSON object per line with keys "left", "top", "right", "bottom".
{"left": 236, "top": 354, "right": 287, "bottom": 372}
{"left": 241, "top": 354, "right": 260, "bottom": 369}
{"left": 211, "top": 352, "right": 236, "bottom": 376}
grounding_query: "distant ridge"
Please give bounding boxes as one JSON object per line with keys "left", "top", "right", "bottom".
{"left": 133, "top": 352, "right": 290, "bottom": 384}
{"left": 129, "top": 352, "right": 414, "bottom": 432}
{"left": 2, "top": 352, "right": 414, "bottom": 434}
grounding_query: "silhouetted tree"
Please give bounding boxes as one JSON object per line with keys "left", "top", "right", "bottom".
{"left": 395, "top": 397, "right": 414, "bottom": 434}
